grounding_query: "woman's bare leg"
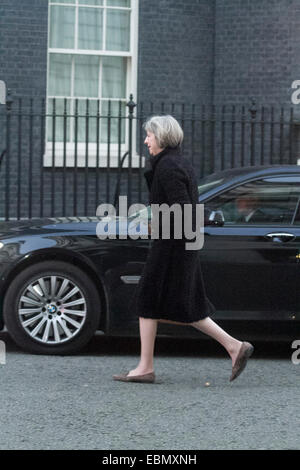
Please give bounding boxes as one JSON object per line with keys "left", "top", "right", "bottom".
{"left": 127, "top": 316, "right": 242, "bottom": 376}
{"left": 191, "top": 317, "right": 243, "bottom": 365}
{"left": 127, "top": 317, "right": 158, "bottom": 376}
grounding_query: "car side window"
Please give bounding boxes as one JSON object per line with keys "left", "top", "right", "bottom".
{"left": 206, "top": 176, "right": 300, "bottom": 225}
{"left": 292, "top": 198, "right": 300, "bottom": 225}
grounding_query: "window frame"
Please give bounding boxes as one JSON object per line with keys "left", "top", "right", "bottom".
{"left": 205, "top": 175, "right": 300, "bottom": 226}
{"left": 45, "top": 0, "right": 140, "bottom": 168}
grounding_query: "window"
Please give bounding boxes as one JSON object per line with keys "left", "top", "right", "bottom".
{"left": 198, "top": 178, "right": 224, "bottom": 196}
{"left": 206, "top": 177, "right": 300, "bottom": 225}
{"left": 46, "top": 0, "right": 139, "bottom": 167}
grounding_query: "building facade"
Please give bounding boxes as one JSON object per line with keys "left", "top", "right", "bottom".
{"left": 1, "top": 0, "right": 298, "bottom": 105}
{"left": 0, "top": 0, "right": 299, "bottom": 219}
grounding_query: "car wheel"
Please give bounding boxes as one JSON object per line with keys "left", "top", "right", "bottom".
{"left": 3, "top": 260, "right": 101, "bottom": 354}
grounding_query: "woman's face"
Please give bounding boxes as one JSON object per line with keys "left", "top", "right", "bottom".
{"left": 144, "top": 131, "right": 163, "bottom": 156}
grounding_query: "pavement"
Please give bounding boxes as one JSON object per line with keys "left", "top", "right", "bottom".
{"left": 0, "top": 331, "right": 299, "bottom": 450}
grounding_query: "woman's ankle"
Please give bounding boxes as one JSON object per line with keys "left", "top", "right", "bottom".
{"left": 128, "top": 365, "right": 154, "bottom": 376}
{"left": 227, "top": 340, "right": 243, "bottom": 362}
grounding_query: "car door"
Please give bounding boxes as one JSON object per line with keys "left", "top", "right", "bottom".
{"left": 200, "top": 175, "right": 300, "bottom": 322}
{"left": 291, "top": 195, "right": 300, "bottom": 318}
{"left": 96, "top": 210, "right": 151, "bottom": 329}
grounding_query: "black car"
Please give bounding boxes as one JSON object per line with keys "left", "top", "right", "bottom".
{"left": 0, "top": 165, "right": 300, "bottom": 354}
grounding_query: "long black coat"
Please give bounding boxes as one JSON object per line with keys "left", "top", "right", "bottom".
{"left": 134, "top": 145, "right": 216, "bottom": 323}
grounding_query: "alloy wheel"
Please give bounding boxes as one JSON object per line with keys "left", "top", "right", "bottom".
{"left": 18, "top": 275, "right": 87, "bottom": 344}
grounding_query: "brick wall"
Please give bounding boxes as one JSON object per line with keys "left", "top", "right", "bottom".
{"left": 0, "top": 0, "right": 145, "bottom": 218}
{"left": 0, "top": 0, "right": 48, "bottom": 98}
{"left": 138, "top": 0, "right": 215, "bottom": 106}
{"left": 1, "top": 0, "right": 300, "bottom": 219}
{"left": 214, "top": 0, "right": 294, "bottom": 106}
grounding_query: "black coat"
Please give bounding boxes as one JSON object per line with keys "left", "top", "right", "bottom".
{"left": 133, "top": 145, "right": 216, "bottom": 324}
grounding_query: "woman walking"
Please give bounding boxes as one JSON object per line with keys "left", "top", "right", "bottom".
{"left": 113, "top": 115, "right": 253, "bottom": 384}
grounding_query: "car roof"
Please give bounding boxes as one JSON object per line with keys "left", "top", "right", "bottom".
{"left": 198, "top": 164, "right": 300, "bottom": 200}
{"left": 200, "top": 164, "right": 300, "bottom": 182}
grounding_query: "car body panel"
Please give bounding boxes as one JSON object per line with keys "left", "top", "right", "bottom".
{"left": 201, "top": 224, "right": 299, "bottom": 319}
{"left": 0, "top": 165, "right": 300, "bottom": 340}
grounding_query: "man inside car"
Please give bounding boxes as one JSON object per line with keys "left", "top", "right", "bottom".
{"left": 235, "top": 194, "right": 268, "bottom": 223}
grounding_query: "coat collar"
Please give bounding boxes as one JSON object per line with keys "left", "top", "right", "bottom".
{"left": 144, "top": 145, "right": 181, "bottom": 191}
{"left": 149, "top": 145, "right": 181, "bottom": 171}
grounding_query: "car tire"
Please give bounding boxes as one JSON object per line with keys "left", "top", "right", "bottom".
{"left": 3, "top": 260, "right": 101, "bottom": 355}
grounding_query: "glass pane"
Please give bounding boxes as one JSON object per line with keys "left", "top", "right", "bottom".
{"left": 48, "top": 54, "right": 72, "bottom": 96}
{"left": 101, "top": 100, "right": 126, "bottom": 144}
{"left": 75, "top": 99, "right": 100, "bottom": 143}
{"left": 74, "top": 55, "right": 99, "bottom": 97}
{"left": 102, "top": 57, "right": 126, "bottom": 98}
{"left": 208, "top": 180, "right": 300, "bottom": 225}
{"left": 47, "top": 98, "right": 71, "bottom": 142}
{"left": 78, "top": 0, "right": 103, "bottom": 5}
{"left": 78, "top": 7, "right": 103, "bottom": 50}
{"left": 106, "top": 9, "right": 130, "bottom": 51}
{"left": 50, "top": 6, "right": 75, "bottom": 49}
{"left": 107, "top": 0, "right": 130, "bottom": 7}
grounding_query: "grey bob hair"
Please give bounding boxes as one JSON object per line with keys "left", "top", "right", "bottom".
{"left": 143, "top": 115, "right": 184, "bottom": 149}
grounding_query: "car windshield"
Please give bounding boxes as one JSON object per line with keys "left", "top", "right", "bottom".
{"left": 197, "top": 177, "right": 224, "bottom": 195}
{"left": 128, "top": 206, "right": 151, "bottom": 221}
{"left": 129, "top": 175, "right": 224, "bottom": 219}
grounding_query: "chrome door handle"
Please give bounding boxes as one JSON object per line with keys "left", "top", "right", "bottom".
{"left": 265, "top": 232, "right": 296, "bottom": 243}
{"left": 120, "top": 275, "right": 141, "bottom": 284}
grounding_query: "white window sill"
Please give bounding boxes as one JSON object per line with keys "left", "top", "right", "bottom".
{"left": 44, "top": 143, "right": 145, "bottom": 168}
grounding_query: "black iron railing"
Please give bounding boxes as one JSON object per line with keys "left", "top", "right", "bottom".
{"left": 0, "top": 92, "right": 299, "bottom": 220}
